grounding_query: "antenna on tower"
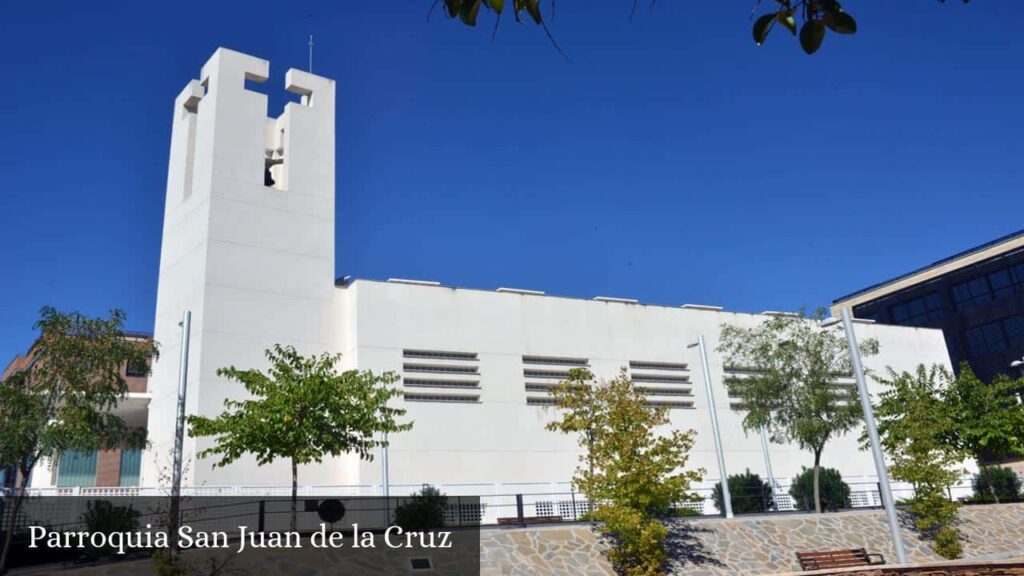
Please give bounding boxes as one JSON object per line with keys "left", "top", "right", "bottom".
{"left": 308, "top": 35, "right": 314, "bottom": 73}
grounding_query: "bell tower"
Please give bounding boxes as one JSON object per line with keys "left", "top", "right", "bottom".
{"left": 142, "top": 48, "right": 341, "bottom": 486}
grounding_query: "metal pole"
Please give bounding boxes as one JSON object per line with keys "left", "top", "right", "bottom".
{"left": 759, "top": 427, "right": 781, "bottom": 511}
{"left": 840, "top": 308, "right": 906, "bottom": 564}
{"left": 172, "top": 310, "right": 191, "bottom": 494}
{"left": 308, "top": 35, "right": 314, "bottom": 73}
{"left": 382, "top": 431, "right": 390, "bottom": 524}
{"left": 380, "top": 376, "right": 391, "bottom": 524}
{"left": 692, "top": 335, "right": 733, "bottom": 518}
{"left": 170, "top": 310, "right": 191, "bottom": 554}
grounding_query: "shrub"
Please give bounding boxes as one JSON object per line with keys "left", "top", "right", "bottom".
{"left": 712, "top": 469, "right": 774, "bottom": 515}
{"left": 788, "top": 467, "right": 850, "bottom": 512}
{"left": 908, "top": 491, "right": 962, "bottom": 559}
{"left": 80, "top": 500, "right": 139, "bottom": 557}
{"left": 669, "top": 506, "right": 702, "bottom": 517}
{"left": 594, "top": 504, "right": 668, "bottom": 576}
{"left": 393, "top": 485, "right": 447, "bottom": 530}
{"left": 933, "top": 527, "right": 963, "bottom": 559}
{"left": 970, "top": 466, "right": 1022, "bottom": 503}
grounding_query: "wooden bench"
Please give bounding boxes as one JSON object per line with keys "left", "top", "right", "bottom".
{"left": 796, "top": 549, "right": 885, "bottom": 571}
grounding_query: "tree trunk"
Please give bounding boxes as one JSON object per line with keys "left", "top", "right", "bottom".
{"left": 813, "top": 448, "right": 823, "bottom": 514}
{"left": 291, "top": 460, "right": 298, "bottom": 533}
{"left": 0, "top": 468, "right": 30, "bottom": 575}
{"left": 586, "top": 430, "right": 595, "bottom": 482}
{"left": 981, "top": 462, "right": 1000, "bottom": 504}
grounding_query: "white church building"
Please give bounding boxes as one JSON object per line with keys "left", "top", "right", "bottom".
{"left": 32, "top": 49, "right": 965, "bottom": 516}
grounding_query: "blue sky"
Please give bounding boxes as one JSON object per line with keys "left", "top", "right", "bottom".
{"left": 1, "top": 1, "right": 1021, "bottom": 358}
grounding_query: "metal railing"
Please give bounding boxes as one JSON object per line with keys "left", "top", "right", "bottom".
{"left": 6, "top": 475, "right": 980, "bottom": 527}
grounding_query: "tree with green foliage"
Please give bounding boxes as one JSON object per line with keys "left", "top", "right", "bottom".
{"left": 788, "top": 466, "right": 850, "bottom": 512}
{"left": 871, "top": 364, "right": 968, "bottom": 559}
{"left": 719, "top": 308, "right": 877, "bottom": 514}
{"left": 945, "top": 364, "right": 1024, "bottom": 504}
{"left": 970, "top": 466, "right": 1022, "bottom": 504}
{"left": 434, "top": 0, "right": 967, "bottom": 56}
{"left": 81, "top": 501, "right": 141, "bottom": 558}
{"left": 187, "top": 345, "right": 411, "bottom": 530}
{"left": 394, "top": 485, "right": 448, "bottom": 531}
{"left": 546, "top": 367, "right": 703, "bottom": 576}
{"left": 712, "top": 469, "right": 774, "bottom": 514}
{"left": 0, "top": 307, "right": 157, "bottom": 575}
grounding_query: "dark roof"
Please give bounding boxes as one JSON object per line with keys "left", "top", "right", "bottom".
{"left": 834, "top": 228, "right": 1024, "bottom": 304}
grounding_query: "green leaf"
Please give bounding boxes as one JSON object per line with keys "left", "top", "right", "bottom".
{"left": 822, "top": 0, "right": 843, "bottom": 12}
{"left": 776, "top": 11, "right": 797, "bottom": 36}
{"left": 752, "top": 13, "right": 775, "bottom": 46}
{"left": 525, "top": 0, "right": 542, "bottom": 24}
{"left": 823, "top": 11, "right": 857, "bottom": 34}
{"left": 460, "top": 0, "right": 482, "bottom": 25}
{"left": 444, "top": 0, "right": 463, "bottom": 18}
{"left": 485, "top": 0, "right": 504, "bottom": 13}
{"left": 799, "top": 19, "right": 826, "bottom": 54}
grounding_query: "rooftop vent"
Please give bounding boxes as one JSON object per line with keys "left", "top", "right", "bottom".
{"left": 388, "top": 278, "right": 441, "bottom": 286}
{"left": 594, "top": 296, "right": 639, "bottom": 304}
{"left": 761, "top": 311, "right": 801, "bottom": 317}
{"left": 496, "top": 287, "right": 546, "bottom": 295}
{"left": 680, "top": 304, "right": 723, "bottom": 311}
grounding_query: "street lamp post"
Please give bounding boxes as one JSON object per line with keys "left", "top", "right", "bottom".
{"left": 839, "top": 308, "right": 906, "bottom": 565}
{"left": 689, "top": 335, "right": 733, "bottom": 519}
{"left": 382, "top": 431, "right": 390, "bottom": 522}
{"left": 170, "top": 310, "right": 191, "bottom": 556}
{"left": 758, "top": 427, "right": 781, "bottom": 511}
{"left": 1009, "top": 359, "right": 1024, "bottom": 404}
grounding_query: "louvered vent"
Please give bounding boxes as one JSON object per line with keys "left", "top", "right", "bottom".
{"left": 404, "top": 393, "right": 479, "bottom": 403}
{"left": 722, "top": 365, "right": 757, "bottom": 409}
{"left": 523, "top": 355, "right": 589, "bottom": 406}
{"left": 401, "top": 349, "right": 481, "bottom": 403}
{"left": 629, "top": 359, "right": 693, "bottom": 410}
{"left": 723, "top": 365, "right": 856, "bottom": 410}
{"left": 522, "top": 356, "right": 589, "bottom": 367}
{"left": 404, "top": 349, "right": 478, "bottom": 361}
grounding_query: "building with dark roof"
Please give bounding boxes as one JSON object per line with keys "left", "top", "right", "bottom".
{"left": 832, "top": 229, "right": 1024, "bottom": 383}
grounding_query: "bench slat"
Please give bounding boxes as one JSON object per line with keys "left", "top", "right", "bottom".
{"left": 798, "top": 549, "right": 867, "bottom": 557}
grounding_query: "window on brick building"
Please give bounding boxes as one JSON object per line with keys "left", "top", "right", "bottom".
{"left": 119, "top": 449, "right": 142, "bottom": 487}
{"left": 56, "top": 451, "right": 97, "bottom": 487}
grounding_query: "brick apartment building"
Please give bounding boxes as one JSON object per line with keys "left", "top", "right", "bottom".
{"left": 1, "top": 334, "right": 152, "bottom": 489}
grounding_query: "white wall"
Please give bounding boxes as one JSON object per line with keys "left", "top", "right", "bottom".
{"left": 142, "top": 48, "right": 341, "bottom": 487}
{"left": 342, "top": 280, "right": 955, "bottom": 491}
